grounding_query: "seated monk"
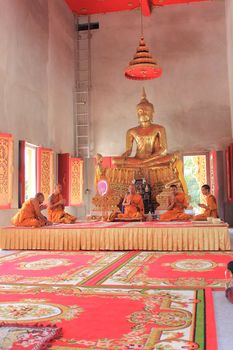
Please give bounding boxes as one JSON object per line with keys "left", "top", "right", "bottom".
{"left": 117, "top": 184, "right": 144, "bottom": 219}
{"left": 11, "top": 192, "right": 50, "bottom": 227}
{"left": 159, "top": 185, "right": 192, "bottom": 222}
{"left": 48, "top": 184, "right": 76, "bottom": 224}
{"left": 193, "top": 184, "right": 218, "bottom": 221}
{"left": 112, "top": 88, "right": 188, "bottom": 193}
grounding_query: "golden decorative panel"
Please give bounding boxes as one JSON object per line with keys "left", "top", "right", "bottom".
{"left": 0, "top": 133, "right": 13, "bottom": 208}
{"left": 70, "top": 158, "right": 83, "bottom": 205}
{"left": 37, "top": 148, "right": 54, "bottom": 202}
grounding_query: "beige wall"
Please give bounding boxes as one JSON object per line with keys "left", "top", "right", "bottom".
{"left": 90, "top": 1, "right": 231, "bottom": 156}
{"left": 224, "top": 0, "right": 233, "bottom": 224}
{"left": 0, "top": 0, "right": 75, "bottom": 224}
{"left": 226, "top": 0, "right": 233, "bottom": 138}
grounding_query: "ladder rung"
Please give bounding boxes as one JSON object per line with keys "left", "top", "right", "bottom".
{"left": 74, "top": 91, "right": 88, "bottom": 94}
{"left": 77, "top": 35, "right": 90, "bottom": 39}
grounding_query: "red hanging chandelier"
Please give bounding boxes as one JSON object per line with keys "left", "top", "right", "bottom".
{"left": 125, "top": 36, "right": 162, "bottom": 80}
{"left": 125, "top": 1, "right": 162, "bottom": 80}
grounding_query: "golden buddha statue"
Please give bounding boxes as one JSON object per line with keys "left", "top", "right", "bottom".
{"left": 112, "top": 88, "right": 188, "bottom": 194}
{"left": 113, "top": 88, "right": 175, "bottom": 168}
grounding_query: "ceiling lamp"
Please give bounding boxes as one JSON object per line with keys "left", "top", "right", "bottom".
{"left": 125, "top": 2, "right": 162, "bottom": 80}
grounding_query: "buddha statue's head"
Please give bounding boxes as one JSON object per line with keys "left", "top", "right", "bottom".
{"left": 136, "top": 88, "right": 154, "bottom": 127}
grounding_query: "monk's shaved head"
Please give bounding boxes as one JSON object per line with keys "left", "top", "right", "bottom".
{"left": 55, "top": 183, "right": 62, "bottom": 193}
{"left": 35, "top": 192, "right": 44, "bottom": 204}
{"left": 36, "top": 192, "right": 44, "bottom": 199}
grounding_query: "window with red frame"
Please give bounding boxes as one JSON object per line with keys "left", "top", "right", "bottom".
{"left": 18, "top": 141, "right": 54, "bottom": 207}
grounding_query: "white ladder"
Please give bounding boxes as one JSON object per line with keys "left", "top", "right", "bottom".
{"left": 74, "top": 15, "right": 91, "bottom": 158}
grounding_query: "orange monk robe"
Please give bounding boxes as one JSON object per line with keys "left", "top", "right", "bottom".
{"left": 159, "top": 192, "right": 192, "bottom": 222}
{"left": 193, "top": 194, "right": 218, "bottom": 221}
{"left": 118, "top": 193, "right": 144, "bottom": 219}
{"left": 48, "top": 193, "right": 76, "bottom": 224}
{"left": 11, "top": 199, "right": 46, "bottom": 227}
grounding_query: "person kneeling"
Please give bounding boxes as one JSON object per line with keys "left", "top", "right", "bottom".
{"left": 11, "top": 193, "right": 50, "bottom": 227}
{"left": 48, "top": 184, "right": 77, "bottom": 224}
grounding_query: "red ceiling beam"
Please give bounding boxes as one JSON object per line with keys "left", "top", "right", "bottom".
{"left": 141, "top": 0, "right": 151, "bottom": 16}
{"left": 64, "top": 0, "right": 210, "bottom": 16}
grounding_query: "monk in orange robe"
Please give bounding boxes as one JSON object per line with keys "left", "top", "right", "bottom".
{"left": 159, "top": 184, "right": 192, "bottom": 221}
{"left": 11, "top": 192, "right": 49, "bottom": 227}
{"left": 193, "top": 184, "right": 218, "bottom": 221}
{"left": 118, "top": 184, "right": 144, "bottom": 219}
{"left": 48, "top": 184, "right": 76, "bottom": 224}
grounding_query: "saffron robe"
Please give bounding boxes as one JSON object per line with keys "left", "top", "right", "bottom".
{"left": 193, "top": 194, "right": 218, "bottom": 221}
{"left": 11, "top": 199, "right": 46, "bottom": 227}
{"left": 48, "top": 193, "right": 76, "bottom": 224}
{"left": 118, "top": 193, "right": 144, "bottom": 219}
{"left": 159, "top": 192, "right": 191, "bottom": 222}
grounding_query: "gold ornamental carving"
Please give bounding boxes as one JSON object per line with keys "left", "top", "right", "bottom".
{"left": 70, "top": 158, "right": 83, "bottom": 205}
{"left": 40, "top": 150, "right": 54, "bottom": 202}
{"left": 0, "top": 134, "right": 13, "bottom": 208}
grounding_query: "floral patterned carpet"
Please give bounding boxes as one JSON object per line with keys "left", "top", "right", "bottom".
{"left": 0, "top": 323, "right": 61, "bottom": 350}
{"left": 0, "top": 251, "right": 130, "bottom": 286}
{"left": 0, "top": 250, "right": 231, "bottom": 289}
{"left": 95, "top": 251, "right": 233, "bottom": 289}
{"left": 0, "top": 250, "right": 221, "bottom": 349}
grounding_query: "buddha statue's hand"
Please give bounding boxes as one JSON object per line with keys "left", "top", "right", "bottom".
{"left": 150, "top": 153, "right": 161, "bottom": 159}
{"left": 121, "top": 150, "right": 131, "bottom": 159}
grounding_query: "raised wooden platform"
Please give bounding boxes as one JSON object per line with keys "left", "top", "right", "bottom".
{"left": 0, "top": 221, "right": 230, "bottom": 251}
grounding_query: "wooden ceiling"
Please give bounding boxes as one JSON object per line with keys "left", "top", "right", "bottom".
{"left": 65, "top": 0, "right": 210, "bottom": 16}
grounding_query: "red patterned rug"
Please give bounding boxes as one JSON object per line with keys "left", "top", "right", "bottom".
{"left": 94, "top": 251, "right": 233, "bottom": 289}
{"left": 0, "top": 251, "right": 131, "bottom": 286}
{"left": 1, "top": 251, "right": 233, "bottom": 289}
{"left": 0, "top": 284, "right": 216, "bottom": 350}
{"left": 0, "top": 323, "right": 61, "bottom": 350}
